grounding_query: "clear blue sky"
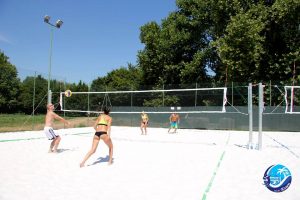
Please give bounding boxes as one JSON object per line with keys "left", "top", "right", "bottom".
{"left": 0, "top": 0, "right": 177, "bottom": 84}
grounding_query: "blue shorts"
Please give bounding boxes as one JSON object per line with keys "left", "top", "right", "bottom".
{"left": 170, "top": 121, "right": 178, "bottom": 128}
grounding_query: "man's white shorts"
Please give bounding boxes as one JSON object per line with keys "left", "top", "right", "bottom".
{"left": 44, "top": 127, "right": 59, "bottom": 140}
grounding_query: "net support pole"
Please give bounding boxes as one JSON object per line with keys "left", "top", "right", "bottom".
{"left": 32, "top": 71, "right": 36, "bottom": 130}
{"left": 88, "top": 84, "right": 90, "bottom": 113}
{"left": 131, "top": 86, "right": 133, "bottom": 108}
{"left": 48, "top": 90, "right": 52, "bottom": 105}
{"left": 247, "top": 83, "right": 253, "bottom": 149}
{"left": 162, "top": 84, "right": 165, "bottom": 106}
{"left": 195, "top": 82, "right": 197, "bottom": 107}
{"left": 258, "top": 83, "right": 263, "bottom": 150}
{"left": 290, "top": 86, "right": 294, "bottom": 112}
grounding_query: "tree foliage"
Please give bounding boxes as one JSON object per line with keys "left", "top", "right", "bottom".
{"left": 0, "top": 51, "right": 20, "bottom": 112}
{"left": 138, "top": 0, "right": 299, "bottom": 86}
{"left": 1, "top": 0, "right": 299, "bottom": 112}
{"left": 19, "top": 75, "right": 48, "bottom": 114}
{"left": 90, "top": 64, "right": 143, "bottom": 108}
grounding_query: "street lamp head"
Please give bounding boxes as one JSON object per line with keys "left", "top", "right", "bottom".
{"left": 44, "top": 15, "right": 50, "bottom": 23}
{"left": 56, "top": 20, "right": 63, "bottom": 28}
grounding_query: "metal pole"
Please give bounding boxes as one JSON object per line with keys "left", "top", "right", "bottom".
{"left": 290, "top": 86, "right": 294, "bottom": 112}
{"left": 231, "top": 82, "right": 234, "bottom": 105}
{"left": 131, "top": 85, "right": 133, "bottom": 127}
{"left": 63, "top": 79, "right": 66, "bottom": 119}
{"left": 47, "top": 28, "right": 54, "bottom": 105}
{"left": 88, "top": 83, "right": 90, "bottom": 126}
{"left": 258, "top": 83, "right": 263, "bottom": 150}
{"left": 32, "top": 71, "right": 36, "bottom": 130}
{"left": 162, "top": 84, "right": 164, "bottom": 106}
{"left": 131, "top": 85, "right": 133, "bottom": 108}
{"left": 247, "top": 83, "right": 253, "bottom": 149}
{"left": 195, "top": 82, "right": 197, "bottom": 107}
{"left": 88, "top": 84, "right": 90, "bottom": 113}
{"left": 269, "top": 80, "right": 271, "bottom": 106}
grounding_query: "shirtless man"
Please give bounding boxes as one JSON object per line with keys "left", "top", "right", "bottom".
{"left": 44, "top": 104, "right": 70, "bottom": 153}
{"left": 168, "top": 112, "right": 180, "bottom": 133}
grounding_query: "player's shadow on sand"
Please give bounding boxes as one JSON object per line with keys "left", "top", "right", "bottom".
{"left": 56, "top": 148, "right": 72, "bottom": 153}
{"left": 89, "top": 155, "right": 113, "bottom": 166}
{"left": 234, "top": 144, "right": 249, "bottom": 149}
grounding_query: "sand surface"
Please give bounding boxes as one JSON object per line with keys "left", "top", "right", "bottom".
{"left": 0, "top": 127, "right": 299, "bottom": 200}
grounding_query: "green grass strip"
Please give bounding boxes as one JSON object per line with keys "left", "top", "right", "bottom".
{"left": 0, "top": 137, "right": 45, "bottom": 142}
{"left": 201, "top": 133, "right": 230, "bottom": 200}
{"left": 0, "top": 132, "right": 92, "bottom": 143}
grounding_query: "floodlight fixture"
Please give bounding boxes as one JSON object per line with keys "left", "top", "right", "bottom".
{"left": 56, "top": 20, "right": 63, "bottom": 28}
{"left": 44, "top": 15, "right": 50, "bottom": 23}
{"left": 44, "top": 15, "right": 63, "bottom": 29}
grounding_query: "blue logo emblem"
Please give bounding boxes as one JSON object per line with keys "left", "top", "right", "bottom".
{"left": 263, "top": 164, "right": 292, "bottom": 192}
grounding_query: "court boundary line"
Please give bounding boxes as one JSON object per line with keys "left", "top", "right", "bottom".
{"left": 0, "top": 132, "right": 92, "bottom": 143}
{"left": 265, "top": 133, "right": 299, "bottom": 159}
{"left": 201, "top": 133, "right": 231, "bottom": 200}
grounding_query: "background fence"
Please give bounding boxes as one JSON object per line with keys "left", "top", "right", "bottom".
{"left": 13, "top": 68, "right": 300, "bottom": 132}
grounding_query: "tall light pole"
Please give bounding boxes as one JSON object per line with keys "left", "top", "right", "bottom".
{"left": 44, "top": 15, "right": 63, "bottom": 105}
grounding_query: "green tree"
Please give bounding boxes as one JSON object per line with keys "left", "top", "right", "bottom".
{"left": 19, "top": 75, "right": 48, "bottom": 114}
{"left": 0, "top": 51, "right": 20, "bottom": 113}
{"left": 213, "top": 0, "right": 300, "bottom": 83}
{"left": 265, "top": 0, "right": 300, "bottom": 84}
{"left": 213, "top": 4, "right": 267, "bottom": 83}
{"left": 90, "top": 64, "right": 143, "bottom": 107}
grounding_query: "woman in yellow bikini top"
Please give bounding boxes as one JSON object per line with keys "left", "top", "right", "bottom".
{"left": 140, "top": 111, "right": 149, "bottom": 135}
{"left": 97, "top": 115, "right": 108, "bottom": 126}
{"left": 80, "top": 106, "right": 113, "bottom": 167}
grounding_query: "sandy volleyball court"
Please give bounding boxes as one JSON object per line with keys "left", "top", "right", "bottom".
{"left": 0, "top": 127, "right": 299, "bottom": 200}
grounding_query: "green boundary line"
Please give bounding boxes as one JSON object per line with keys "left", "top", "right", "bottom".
{"left": 0, "top": 137, "right": 45, "bottom": 142}
{"left": 0, "top": 132, "right": 92, "bottom": 143}
{"left": 201, "top": 133, "right": 230, "bottom": 200}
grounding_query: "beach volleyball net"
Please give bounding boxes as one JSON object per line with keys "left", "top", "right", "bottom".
{"left": 284, "top": 86, "right": 300, "bottom": 113}
{"left": 58, "top": 87, "right": 229, "bottom": 114}
{"left": 51, "top": 85, "right": 253, "bottom": 130}
{"left": 259, "top": 85, "right": 300, "bottom": 114}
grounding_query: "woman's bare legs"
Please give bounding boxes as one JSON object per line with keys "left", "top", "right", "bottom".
{"left": 140, "top": 122, "right": 144, "bottom": 135}
{"left": 102, "top": 135, "right": 113, "bottom": 165}
{"left": 80, "top": 135, "right": 100, "bottom": 167}
{"left": 141, "top": 122, "right": 148, "bottom": 135}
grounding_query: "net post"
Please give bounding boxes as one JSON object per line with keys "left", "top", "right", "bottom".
{"left": 48, "top": 90, "right": 52, "bottom": 105}
{"left": 222, "top": 88, "right": 227, "bottom": 112}
{"left": 195, "top": 82, "right": 197, "bottom": 107}
{"left": 162, "top": 84, "right": 165, "bottom": 107}
{"left": 32, "top": 71, "right": 36, "bottom": 130}
{"left": 247, "top": 83, "right": 253, "bottom": 149}
{"left": 290, "top": 86, "right": 294, "bottom": 112}
{"left": 63, "top": 79, "right": 66, "bottom": 119}
{"left": 88, "top": 84, "right": 90, "bottom": 113}
{"left": 258, "top": 83, "right": 263, "bottom": 150}
{"left": 59, "top": 92, "right": 63, "bottom": 110}
{"left": 284, "top": 86, "right": 288, "bottom": 113}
